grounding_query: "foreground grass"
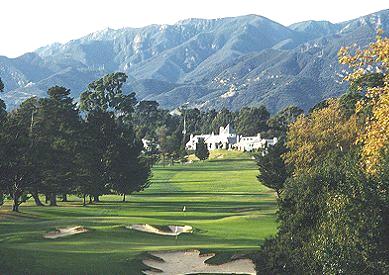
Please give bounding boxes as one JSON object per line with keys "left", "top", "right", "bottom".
{"left": 0, "top": 150, "right": 277, "bottom": 274}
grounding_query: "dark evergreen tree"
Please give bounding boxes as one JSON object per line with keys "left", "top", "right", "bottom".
{"left": 256, "top": 150, "right": 388, "bottom": 274}
{"left": 79, "top": 72, "right": 151, "bottom": 202}
{"left": 195, "top": 138, "right": 209, "bottom": 161}
{"left": 211, "top": 108, "right": 236, "bottom": 133}
{"left": 256, "top": 140, "right": 289, "bottom": 198}
{"left": 236, "top": 106, "right": 269, "bottom": 136}
{"left": 110, "top": 123, "right": 151, "bottom": 202}
{"left": 0, "top": 101, "right": 41, "bottom": 211}
{"left": 266, "top": 106, "right": 303, "bottom": 137}
{"left": 133, "top": 100, "right": 161, "bottom": 139}
{"left": 33, "top": 86, "right": 81, "bottom": 206}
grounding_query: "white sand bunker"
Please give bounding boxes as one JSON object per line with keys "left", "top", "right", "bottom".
{"left": 127, "top": 224, "right": 192, "bottom": 236}
{"left": 44, "top": 226, "right": 88, "bottom": 239}
{"left": 142, "top": 250, "right": 256, "bottom": 275}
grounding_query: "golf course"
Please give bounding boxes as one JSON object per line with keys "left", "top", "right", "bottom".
{"left": 0, "top": 150, "right": 278, "bottom": 274}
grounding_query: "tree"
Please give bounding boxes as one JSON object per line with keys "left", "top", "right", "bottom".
{"left": 110, "top": 125, "right": 151, "bottom": 202}
{"left": 133, "top": 100, "right": 161, "bottom": 139}
{"left": 257, "top": 148, "right": 387, "bottom": 274}
{"left": 156, "top": 126, "right": 182, "bottom": 165}
{"left": 283, "top": 99, "right": 358, "bottom": 175}
{"left": 256, "top": 140, "right": 289, "bottom": 198}
{"left": 195, "top": 138, "right": 209, "bottom": 161}
{"left": 80, "top": 72, "right": 136, "bottom": 116}
{"left": 9, "top": 97, "right": 45, "bottom": 206}
{"left": 33, "top": 86, "right": 81, "bottom": 206}
{"left": 78, "top": 111, "right": 118, "bottom": 202}
{"left": 79, "top": 72, "right": 150, "bottom": 203}
{"left": 211, "top": 108, "right": 235, "bottom": 133}
{"left": 255, "top": 34, "right": 389, "bottom": 274}
{"left": 0, "top": 101, "right": 41, "bottom": 212}
{"left": 236, "top": 106, "right": 270, "bottom": 136}
{"left": 256, "top": 97, "right": 388, "bottom": 274}
{"left": 266, "top": 106, "right": 303, "bottom": 137}
{"left": 339, "top": 32, "right": 389, "bottom": 174}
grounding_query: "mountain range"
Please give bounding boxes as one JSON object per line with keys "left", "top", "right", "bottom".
{"left": 0, "top": 9, "right": 388, "bottom": 113}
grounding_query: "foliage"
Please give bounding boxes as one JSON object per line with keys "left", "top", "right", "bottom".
{"left": 266, "top": 106, "right": 303, "bottom": 137}
{"left": 236, "top": 106, "right": 270, "bottom": 136}
{"left": 256, "top": 36, "right": 389, "bottom": 271}
{"left": 33, "top": 86, "right": 81, "bottom": 205}
{"left": 80, "top": 72, "right": 136, "bottom": 116}
{"left": 211, "top": 108, "right": 236, "bottom": 133}
{"left": 283, "top": 99, "right": 358, "bottom": 174}
{"left": 256, "top": 140, "right": 289, "bottom": 197}
{"left": 133, "top": 100, "right": 162, "bottom": 139}
{"left": 257, "top": 93, "right": 388, "bottom": 273}
{"left": 0, "top": 101, "right": 41, "bottom": 211}
{"left": 195, "top": 138, "right": 210, "bottom": 161}
{"left": 339, "top": 32, "right": 389, "bottom": 173}
{"left": 110, "top": 122, "right": 151, "bottom": 201}
{"left": 0, "top": 73, "right": 152, "bottom": 210}
{"left": 79, "top": 73, "right": 151, "bottom": 202}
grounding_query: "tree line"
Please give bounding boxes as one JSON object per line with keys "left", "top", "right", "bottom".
{"left": 0, "top": 73, "right": 152, "bottom": 211}
{"left": 255, "top": 33, "right": 389, "bottom": 274}
{"left": 133, "top": 97, "right": 303, "bottom": 164}
{"left": 0, "top": 71, "right": 303, "bottom": 211}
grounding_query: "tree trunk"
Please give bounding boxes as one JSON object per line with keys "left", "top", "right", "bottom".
{"left": 83, "top": 194, "right": 86, "bottom": 206}
{"left": 45, "top": 194, "right": 49, "bottom": 204}
{"left": 32, "top": 191, "right": 44, "bottom": 206}
{"left": 61, "top": 194, "right": 68, "bottom": 202}
{"left": 12, "top": 202, "right": 19, "bottom": 212}
{"left": 93, "top": 195, "right": 100, "bottom": 203}
{"left": 122, "top": 194, "right": 126, "bottom": 202}
{"left": 89, "top": 195, "right": 93, "bottom": 204}
{"left": 49, "top": 193, "right": 57, "bottom": 206}
{"left": 12, "top": 195, "right": 20, "bottom": 212}
{"left": 11, "top": 190, "right": 25, "bottom": 212}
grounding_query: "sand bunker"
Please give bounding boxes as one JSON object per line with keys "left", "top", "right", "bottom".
{"left": 127, "top": 224, "right": 192, "bottom": 236}
{"left": 44, "top": 226, "right": 88, "bottom": 239}
{"left": 142, "top": 250, "right": 256, "bottom": 275}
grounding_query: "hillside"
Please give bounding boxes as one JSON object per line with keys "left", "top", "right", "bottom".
{"left": 0, "top": 9, "right": 388, "bottom": 112}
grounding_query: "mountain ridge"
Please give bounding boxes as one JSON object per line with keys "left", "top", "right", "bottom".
{"left": 1, "top": 9, "right": 388, "bottom": 112}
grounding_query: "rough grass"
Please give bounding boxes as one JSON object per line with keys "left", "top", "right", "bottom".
{"left": 0, "top": 151, "right": 277, "bottom": 274}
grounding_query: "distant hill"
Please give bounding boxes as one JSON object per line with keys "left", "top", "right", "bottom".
{"left": 1, "top": 9, "right": 388, "bottom": 112}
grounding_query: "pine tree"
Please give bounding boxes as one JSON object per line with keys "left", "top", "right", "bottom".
{"left": 256, "top": 140, "right": 288, "bottom": 198}
{"left": 195, "top": 138, "right": 209, "bottom": 161}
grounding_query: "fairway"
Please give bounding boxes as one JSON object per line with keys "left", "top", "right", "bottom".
{"left": 0, "top": 151, "right": 278, "bottom": 274}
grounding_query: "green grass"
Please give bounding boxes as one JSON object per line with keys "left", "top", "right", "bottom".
{"left": 0, "top": 150, "right": 277, "bottom": 274}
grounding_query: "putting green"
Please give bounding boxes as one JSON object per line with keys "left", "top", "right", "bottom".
{"left": 0, "top": 150, "right": 277, "bottom": 274}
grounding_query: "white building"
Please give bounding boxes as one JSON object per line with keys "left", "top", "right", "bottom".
{"left": 186, "top": 124, "right": 278, "bottom": 152}
{"left": 234, "top": 134, "right": 278, "bottom": 152}
{"left": 186, "top": 124, "right": 238, "bottom": 151}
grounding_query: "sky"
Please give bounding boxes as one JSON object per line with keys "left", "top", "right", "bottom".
{"left": 0, "top": 0, "right": 388, "bottom": 57}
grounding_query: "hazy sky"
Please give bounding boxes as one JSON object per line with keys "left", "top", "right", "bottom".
{"left": 1, "top": 0, "right": 388, "bottom": 57}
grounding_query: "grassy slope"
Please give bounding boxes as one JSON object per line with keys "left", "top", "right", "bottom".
{"left": 0, "top": 150, "right": 277, "bottom": 274}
